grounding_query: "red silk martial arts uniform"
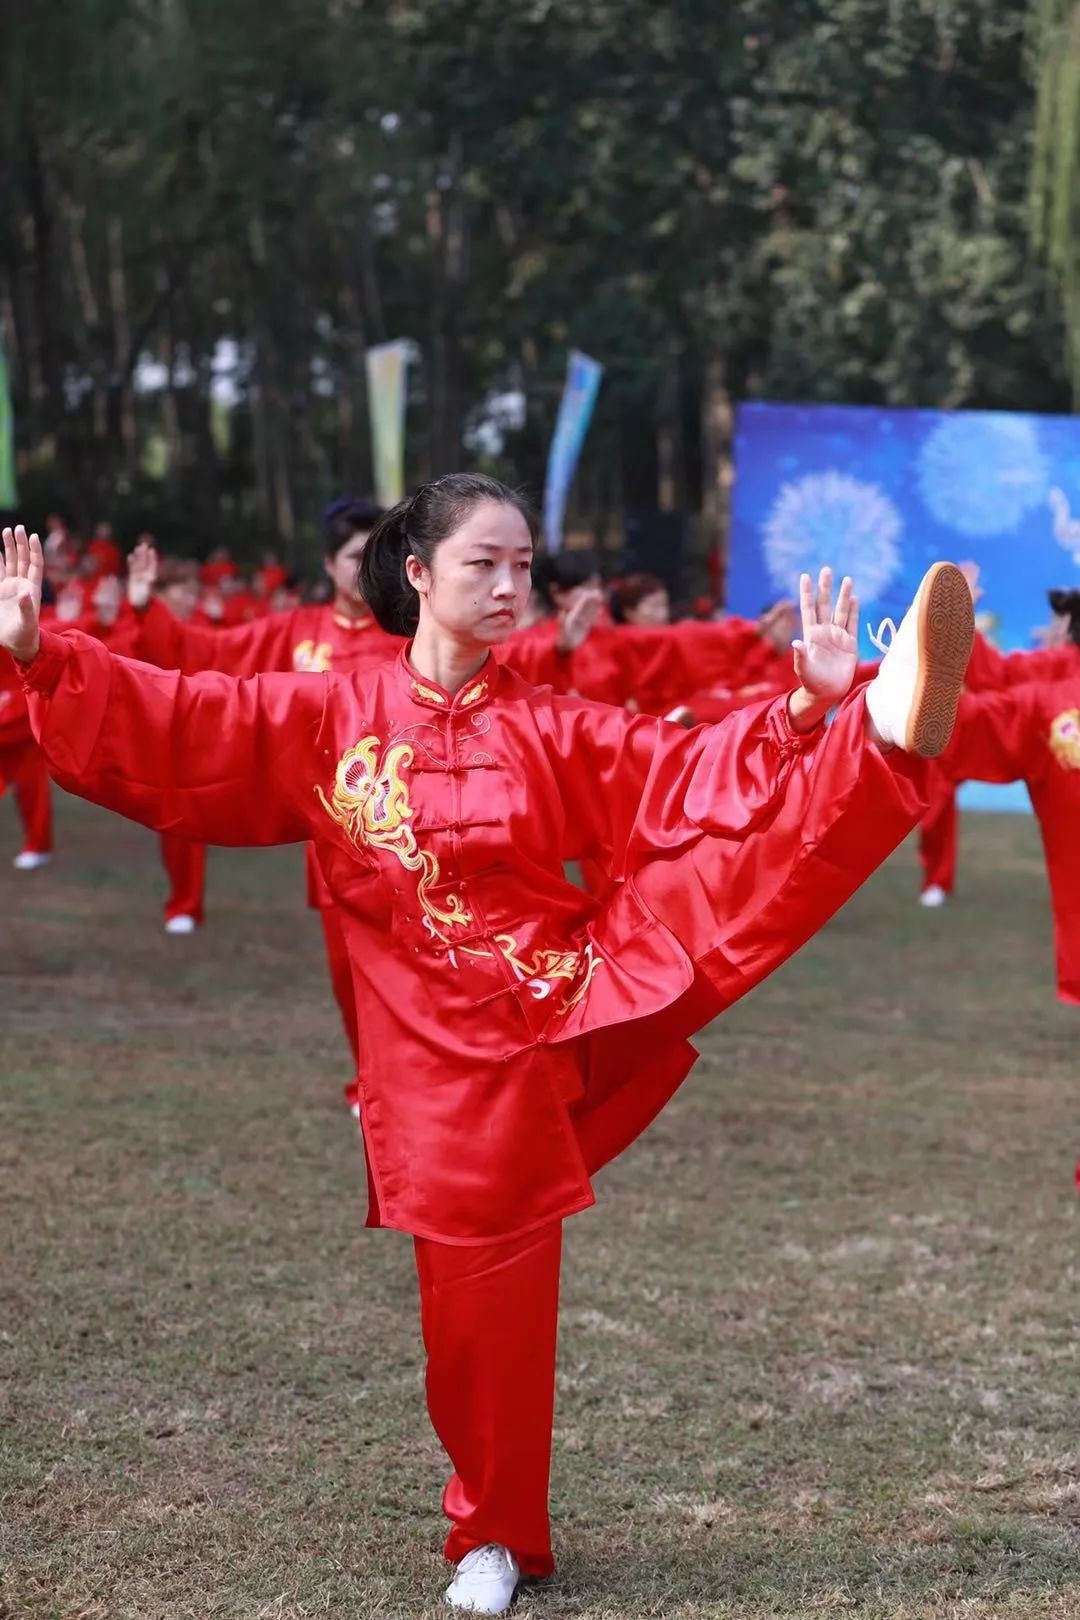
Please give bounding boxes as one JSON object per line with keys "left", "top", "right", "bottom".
{"left": 131, "top": 597, "right": 577, "bottom": 1065}
{"left": 964, "top": 632, "right": 1080, "bottom": 693}
{"left": 131, "top": 598, "right": 400, "bottom": 1053}
{"left": 937, "top": 677, "right": 1080, "bottom": 1005}
{"left": 0, "top": 599, "right": 137, "bottom": 860}
{"left": 0, "top": 655, "right": 52, "bottom": 856}
{"left": 916, "top": 636, "right": 1080, "bottom": 904}
{"left": 21, "top": 629, "right": 931, "bottom": 1575}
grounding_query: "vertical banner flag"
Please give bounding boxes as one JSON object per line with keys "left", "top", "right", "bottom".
{"left": 543, "top": 350, "right": 603, "bottom": 552}
{"left": 365, "top": 340, "right": 411, "bottom": 507}
{"left": 0, "top": 342, "right": 17, "bottom": 508}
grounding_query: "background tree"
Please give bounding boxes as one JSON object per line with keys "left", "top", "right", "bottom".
{"left": 0, "top": 0, "right": 1069, "bottom": 576}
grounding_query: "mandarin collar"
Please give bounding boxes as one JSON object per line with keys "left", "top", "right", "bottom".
{"left": 332, "top": 608, "right": 375, "bottom": 632}
{"left": 398, "top": 646, "right": 497, "bottom": 713}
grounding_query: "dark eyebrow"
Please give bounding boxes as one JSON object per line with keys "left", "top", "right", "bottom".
{"left": 469, "top": 540, "right": 534, "bottom": 555}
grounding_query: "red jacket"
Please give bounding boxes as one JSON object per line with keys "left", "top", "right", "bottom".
{"left": 964, "top": 633, "right": 1080, "bottom": 692}
{"left": 0, "top": 652, "right": 29, "bottom": 751}
{"left": 0, "top": 603, "right": 138, "bottom": 752}
{"left": 24, "top": 628, "right": 834, "bottom": 1244}
{"left": 556, "top": 619, "right": 783, "bottom": 714}
{"left": 941, "top": 678, "right": 1080, "bottom": 1004}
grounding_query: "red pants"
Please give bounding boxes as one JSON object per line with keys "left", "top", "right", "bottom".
{"left": 159, "top": 833, "right": 206, "bottom": 923}
{"left": 918, "top": 785, "right": 957, "bottom": 894}
{"left": 414, "top": 1222, "right": 561, "bottom": 1577}
{"left": 0, "top": 737, "right": 53, "bottom": 855}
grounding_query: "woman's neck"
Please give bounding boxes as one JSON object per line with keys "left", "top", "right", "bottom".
{"left": 409, "top": 622, "right": 489, "bottom": 696}
{"left": 333, "top": 591, "right": 370, "bottom": 621}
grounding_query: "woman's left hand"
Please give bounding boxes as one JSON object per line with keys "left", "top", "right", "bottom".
{"left": 791, "top": 566, "right": 858, "bottom": 707}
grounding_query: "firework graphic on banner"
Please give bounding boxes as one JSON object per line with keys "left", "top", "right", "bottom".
{"left": 917, "top": 414, "right": 1049, "bottom": 538}
{"left": 762, "top": 469, "right": 903, "bottom": 601}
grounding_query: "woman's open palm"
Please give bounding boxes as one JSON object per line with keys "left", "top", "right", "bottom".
{"left": 791, "top": 567, "right": 859, "bottom": 706}
{"left": 0, "top": 526, "right": 44, "bottom": 663}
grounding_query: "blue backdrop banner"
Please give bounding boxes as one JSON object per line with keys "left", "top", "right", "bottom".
{"left": 729, "top": 402, "right": 1080, "bottom": 811}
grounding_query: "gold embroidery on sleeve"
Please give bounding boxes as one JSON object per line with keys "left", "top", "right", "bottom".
{"left": 1049, "top": 709, "right": 1080, "bottom": 771}
{"left": 293, "top": 640, "right": 334, "bottom": 673}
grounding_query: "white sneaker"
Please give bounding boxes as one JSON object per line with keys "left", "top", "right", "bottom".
{"left": 866, "top": 562, "right": 974, "bottom": 757}
{"left": 445, "top": 1543, "right": 521, "bottom": 1614}
{"left": 164, "top": 914, "right": 197, "bottom": 935}
{"left": 13, "top": 850, "right": 51, "bottom": 871}
{"left": 920, "top": 884, "right": 949, "bottom": 908}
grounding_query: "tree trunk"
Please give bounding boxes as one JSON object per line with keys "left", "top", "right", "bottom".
{"left": 107, "top": 213, "right": 137, "bottom": 485}
{"left": 700, "top": 354, "right": 734, "bottom": 604}
{"left": 22, "top": 122, "right": 67, "bottom": 483}
{"left": 426, "top": 136, "right": 467, "bottom": 475}
{"left": 657, "top": 345, "right": 685, "bottom": 513}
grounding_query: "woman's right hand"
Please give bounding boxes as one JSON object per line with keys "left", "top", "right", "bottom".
{"left": 127, "top": 538, "right": 159, "bottom": 610}
{"left": 556, "top": 585, "right": 604, "bottom": 654}
{"left": 0, "top": 526, "right": 44, "bottom": 663}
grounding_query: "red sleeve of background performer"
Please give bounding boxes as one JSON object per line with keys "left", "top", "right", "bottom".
{"left": 496, "top": 622, "right": 575, "bottom": 693}
{"left": 936, "top": 683, "right": 1046, "bottom": 786}
{"left": 132, "top": 596, "right": 298, "bottom": 676}
{"left": 963, "top": 633, "right": 1080, "bottom": 693}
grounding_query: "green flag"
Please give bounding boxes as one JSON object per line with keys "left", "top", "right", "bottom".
{"left": 0, "top": 343, "right": 16, "bottom": 508}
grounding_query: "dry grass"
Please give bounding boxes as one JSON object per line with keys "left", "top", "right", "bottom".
{"left": 1, "top": 797, "right": 1078, "bottom": 1618}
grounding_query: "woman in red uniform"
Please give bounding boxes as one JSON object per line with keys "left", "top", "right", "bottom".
{"left": 918, "top": 580, "right": 1080, "bottom": 912}
{"left": 0, "top": 572, "right": 126, "bottom": 871}
{"left": 935, "top": 674, "right": 1080, "bottom": 1005}
{"left": 125, "top": 499, "right": 398, "bottom": 1051}
{"left": 126, "top": 499, "right": 589, "bottom": 1088}
{"left": 0, "top": 652, "right": 52, "bottom": 869}
{"left": 1, "top": 487, "right": 973, "bottom": 1615}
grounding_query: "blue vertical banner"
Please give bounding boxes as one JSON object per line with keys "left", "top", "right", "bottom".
{"left": 0, "top": 342, "right": 17, "bottom": 508}
{"left": 543, "top": 350, "right": 603, "bottom": 552}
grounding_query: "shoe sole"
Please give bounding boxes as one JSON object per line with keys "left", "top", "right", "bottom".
{"left": 906, "top": 562, "right": 975, "bottom": 758}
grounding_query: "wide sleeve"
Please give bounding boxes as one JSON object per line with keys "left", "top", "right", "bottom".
{"left": 21, "top": 628, "right": 327, "bottom": 845}
{"left": 937, "top": 684, "right": 1046, "bottom": 786}
{"left": 496, "top": 624, "right": 575, "bottom": 692}
{"left": 132, "top": 596, "right": 297, "bottom": 676}
{"left": 540, "top": 689, "right": 821, "bottom": 875}
{"left": 963, "top": 633, "right": 1080, "bottom": 693}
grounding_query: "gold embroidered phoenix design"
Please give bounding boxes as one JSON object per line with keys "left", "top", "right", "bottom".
{"left": 317, "top": 735, "right": 602, "bottom": 1009}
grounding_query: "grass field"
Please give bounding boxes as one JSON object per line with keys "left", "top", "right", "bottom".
{"left": 1, "top": 795, "right": 1078, "bottom": 1620}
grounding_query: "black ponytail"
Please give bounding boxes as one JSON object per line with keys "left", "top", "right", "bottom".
{"left": 359, "top": 501, "right": 415, "bottom": 636}
{"left": 359, "top": 473, "right": 538, "bottom": 637}
{"left": 1048, "top": 587, "right": 1080, "bottom": 648}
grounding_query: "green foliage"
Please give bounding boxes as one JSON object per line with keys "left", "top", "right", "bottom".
{"left": 0, "top": 0, "right": 1070, "bottom": 555}
{"left": 1030, "top": 0, "right": 1080, "bottom": 397}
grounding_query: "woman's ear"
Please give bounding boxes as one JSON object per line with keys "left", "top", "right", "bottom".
{"left": 405, "top": 553, "right": 429, "bottom": 598}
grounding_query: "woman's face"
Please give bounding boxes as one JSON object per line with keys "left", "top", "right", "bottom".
{"left": 626, "top": 587, "right": 670, "bottom": 628}
{"left": 407, "top": 500, "right": 534, "bottom": 646}
{"left": 163, "top": 579, "right": 200, "bottom": 621}
{"left": 549, "top": 572, "right": 602, "bottom": 615}
{"left": 325, "top": 529, "right": 372, "bottom": 605}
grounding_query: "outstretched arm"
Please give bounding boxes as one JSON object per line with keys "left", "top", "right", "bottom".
{"left": 937, "top": 684, "right": 1045, "bottom": 786}
{"left": 546, "top": 568, "right": 860, "bottom": 873}
{"left": 3, "top": 527, "right": 325, "bottom": 846}
{"left": 127, "top": 539, "right": 297, "bottom": 675}
{"left": 964, "top": 632, "right": 1080, "bottom": 693}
